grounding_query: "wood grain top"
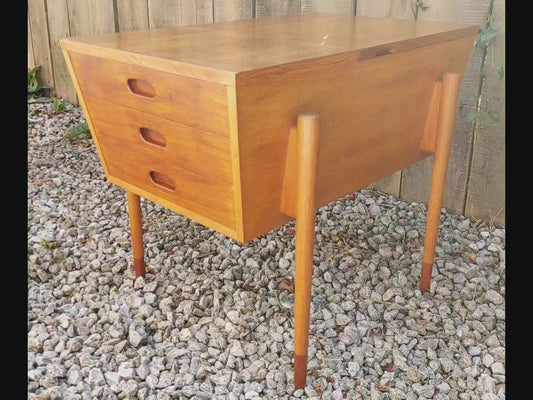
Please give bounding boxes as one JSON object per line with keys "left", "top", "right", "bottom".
{"left": 61, "top": 13, "right": 478, "bottom": 84}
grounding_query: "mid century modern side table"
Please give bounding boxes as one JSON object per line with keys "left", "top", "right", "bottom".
{"left": 61, "top": 13, "right": 477, "bottom": 389}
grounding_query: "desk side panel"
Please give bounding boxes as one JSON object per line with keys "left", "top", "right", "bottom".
{"left": 236, "top": 36, "right": 476, "bottom": 242}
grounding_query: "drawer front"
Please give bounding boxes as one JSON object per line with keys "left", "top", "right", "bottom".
{"left": 87, "top": 96, "right": 233, "bottom": 183}
{"left": 86, "top": 97, "right": 235, "bottom": 229}
{"left": 69, "top": 51, "right": 230, "bottom": 137}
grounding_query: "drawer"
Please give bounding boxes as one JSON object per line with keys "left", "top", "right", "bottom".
{"left": 85, "top": 97, "right": 236, "bottom": 229}
{"left": 87, "top": 96, "right": 233, "bottom": 183}
{"left": 69, "top": 51, "right": 230, "bottom": 137}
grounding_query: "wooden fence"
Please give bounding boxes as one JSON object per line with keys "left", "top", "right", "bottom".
{"left": 27, "top": 0, "right": 505, "bottom": 226}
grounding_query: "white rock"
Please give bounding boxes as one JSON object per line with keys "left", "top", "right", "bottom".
{"left": 118, "top": 363, "right": 135, "bottom": 378}
{"left": 491, "top": 363, "right": 505, "bottom": 375}
{"left": 105, "top": 371, "right": 121, "bottom": 385}
{"left": 230, "top": 341, "right": 245, "bottom": 358}
{"left": 485, "top": 290, "right": 504, "bottom": 305}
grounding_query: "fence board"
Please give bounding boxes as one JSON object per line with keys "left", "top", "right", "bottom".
{"left": 117, "top": 0, "right": 149, "bottom": 31}
{"left": 355, "top": 0, "right": 409, "bottom": 196}
{"left": 47, "top": 0, "right": 77, "bottom": 103}
{"left": 148, "top": 0, "right": 182, "bottom": 28}
{"left": 28, "top": 0, "right": 54, "bottom": 89}
{"left": 28, "top": 14, "right": 35, "bottom": 69}
{"left": 181, "top": 0, "right": 198, "bottom": 25}
{"left": 197, "top": 0, "right": 214, "bottom": 23}
{"left": 67, "top": 0, "right": 91, "bottom": 37}
{"left": 256, "top": 0, "right": 300, "bottom": 17}
{"left": 301, "top": 0, "right": 355, "bottom": 14}
{"left": 355, "top": 0, "right": 410, "bottom": 18}
{"left": 214, "top": 0, "right": 253, "bottom": 21}
{"left": 67, "top": 0, "right": 116, "bottom": 37}
{"left": 465, "top": 0, "right": 504, "bottom": 225}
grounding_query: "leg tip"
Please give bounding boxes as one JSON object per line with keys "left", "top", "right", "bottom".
{"left": 294, "top": 354, "right": 308, "bottom": 389}
{"left": 420, "top": 262, "right": 433, "bottom": 292}
{"left": 134, "top": 257, "right": 146, "bottom": 278}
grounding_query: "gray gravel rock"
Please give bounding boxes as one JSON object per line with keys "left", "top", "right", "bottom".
{"left": 27, "top": 103, "right": 505, "bottom": 399}
{"left": 485, "top": 290, "right": 505, "bottom": 305}
{"left": 491, "top": 362, "right": 505, "bottom": 375}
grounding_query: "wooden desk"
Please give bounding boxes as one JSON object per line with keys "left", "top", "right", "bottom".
{"left": 61, "top": 13, "right": 477, "bottom": 389}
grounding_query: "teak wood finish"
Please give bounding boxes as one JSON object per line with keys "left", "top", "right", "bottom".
{"left": 61, "top": 13, "right": 476, "bottom": 389}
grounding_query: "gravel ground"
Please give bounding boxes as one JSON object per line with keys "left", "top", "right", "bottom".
{"left": 28, "top": 102, "right": 505, "bottom": 400}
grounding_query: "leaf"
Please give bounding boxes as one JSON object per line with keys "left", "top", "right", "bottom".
{"left": 35, "top": 179, "right": 53, "bottom": 186}
{"left": 475, "top": 27, "right": 499, "bottom": 50}
{"left": 65, "top": 122, "right": 90, "bottom": 140}
{"left": 279, "top": 278, "right": 294, "bottom": 292}
{"left": 28, "top": 66, "right": 53, "bottom": 97}
{"left": 28, "top": 66, "right": 39, "bottom": 90}
{"left": 53, "top": 99, "right": 67, "bottom": 113}
{"left": 467, "top": 111, "right": 478, "bottom": 123}
{"left": 415, "top": 0, "right": 428, "bottom": 11}
{"left": 375, "top": 385, "right": 391, "bottom": 392}
{"left": 40, "top": 240, "right": 56, "bottom": 249}
{"left": 495, "top": 66, "right": 504, "bottom": 79}
{"left": 28, "top": 96, "right": 53, "bottom": 103}
{"left": 489, "top": 113, "right": 500, "bottom": 124}
{"left": 28, "top": 79, "right": 40, "bottom": 94}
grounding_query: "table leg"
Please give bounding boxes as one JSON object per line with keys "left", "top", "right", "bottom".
{"left": 126, "top": 191, "right": 146, "bottom": 278}
{"left": 420, "top": 73, "right": 461, "bottom": 292}
{"left": 294, "top": 114, "right": 320, "bottom": 389}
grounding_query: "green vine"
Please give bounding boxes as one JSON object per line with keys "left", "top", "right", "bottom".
{"left": 411, "top": 0, "right": 429, "bottom": 21}
{"left": 464, "top": 3, "right": 503, "bottom": 127}
{"left": 28, "top": 66, "right": 52, "bottom": 103}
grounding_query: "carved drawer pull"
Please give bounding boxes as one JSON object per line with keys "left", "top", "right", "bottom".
{"left": 149, "top": 171, "right": 175, "bottom": 191}
{"left": 127, "top": 79, "right": 156, "bottom": 98}
{"left": 140, "top": 128, "right": 166, "bottom": 148}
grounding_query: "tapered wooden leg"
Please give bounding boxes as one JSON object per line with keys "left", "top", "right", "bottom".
{"left": 294, "top": 114, "right": 320, "bottom": 389}
{"left": 126, "top": 191, "right": 146, "bottom": 278}
{"left": 420, "top": 73, "right": 461, "bottom": 292}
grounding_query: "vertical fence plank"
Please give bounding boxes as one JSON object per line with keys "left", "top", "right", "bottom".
{"left": 301, "top": 0, "right": 355, "bottom": 14}
{"left": 28, "top": 0, "right": 54, "bottom": 89}
{"left": 67, "top": 0, "right": 91, "bottom": 37}
{"left": 355, "top": 0, "right": 409, "bottom": 196}
{"left": 47, "top": 0, "right": 77, "bottom": 103}
{"left": 28, "top": 14, "right": 36, "bottom": 69}
{"left": 465, "top": 0, "right": 504, "bottom": 225}
{"left": 91, "top": 0, "right": 116, "bottom": 34}
{"left": 148, "top": 0, "right": 182, "bottom": 28}
{"left": 181, "top": 0, "right": 197, "bottom": 25}
{"left": 368, "top": 173, "right": 402, "bottom": 197}
{"left": 399, "top": 0, "right": 490, "bottom": 215}
{"left": 214, "top": 0, "right": 253, "bottom": 21}
{"left": 197, "top": 0, "right": 214, "bottom": 23}
{"left": 117, "top": 0, "right": 150, "bottom": 31}
{"left": 256, "top": 0, "right": 300, "bottom": 17}
{"left": 68, "top": 0, "right": 116, "bottom": 37}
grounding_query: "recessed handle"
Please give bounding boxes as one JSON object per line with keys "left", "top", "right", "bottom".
{"left": 127, "top": 79, "right": 156, "bottom": 98}
{"left": 140, "top": 128, "right": 166, "bottom": 148}
{"left": 149, "top": 171, "right": 175, "bottom": 192}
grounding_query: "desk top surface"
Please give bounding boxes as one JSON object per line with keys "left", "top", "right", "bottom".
{"left": 62, "top": 13, "right": 477, "bottom": 77}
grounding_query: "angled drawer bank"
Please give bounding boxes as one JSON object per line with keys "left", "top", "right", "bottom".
{"left": 61, "top": 13, "right": 477, "bottom": 390}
